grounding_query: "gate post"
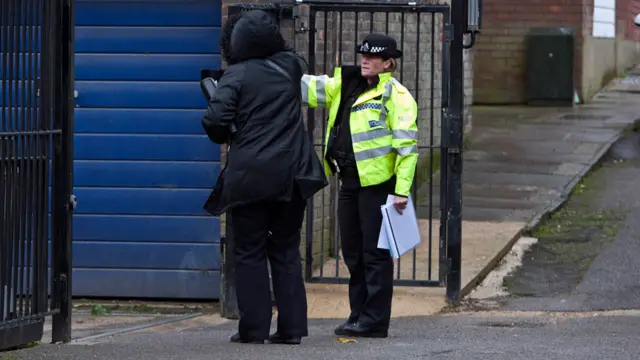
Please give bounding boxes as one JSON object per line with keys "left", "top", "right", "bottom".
{"left": 217, "top": 5, "right": 242, "bottom": 321}
{"left": 220, "top": 215, "right": 240, "bottom": 319}
{"left": 445, "top": 0, "right": 467, "bottom": 304}
{"left": 51, "top": 0, "right": 75, "bottom": 343}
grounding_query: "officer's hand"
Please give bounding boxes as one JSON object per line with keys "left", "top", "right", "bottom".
{"left": 393, "top": 196, "right": 408, "bottom": 214}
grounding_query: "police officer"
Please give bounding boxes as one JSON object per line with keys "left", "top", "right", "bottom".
{"left": 301, "top": 33, "right": 418, "bottom": 338}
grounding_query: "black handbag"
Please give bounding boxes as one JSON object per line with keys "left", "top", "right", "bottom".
{"left": 203, "top": 152, "right": 229, "bottom": 216}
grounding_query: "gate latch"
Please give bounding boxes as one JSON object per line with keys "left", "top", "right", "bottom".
{"left": 443, "top": 24, "right": 454, "bottom": 42}
{"left": 69, "top": 194, "right": 78, "bottom": 211}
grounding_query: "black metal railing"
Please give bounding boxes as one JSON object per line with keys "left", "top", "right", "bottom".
{"left": 1, "top": 0, "right": 74, "bottom": 349}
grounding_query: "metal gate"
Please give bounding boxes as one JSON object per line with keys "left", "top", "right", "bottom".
{"left": 292, "top": 0, "right": 470, "bottom": 301}
{"left": 1, "top": 0, "right": 74, "bottom": 349}
{"left": 298, "top": 1, "right": 450, "bottom": 285}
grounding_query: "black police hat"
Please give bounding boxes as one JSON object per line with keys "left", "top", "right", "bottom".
{"left": 356, "top": 33, "right": 403, "bottom": 59}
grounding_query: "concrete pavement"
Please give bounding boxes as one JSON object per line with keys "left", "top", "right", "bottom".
{"left": 9, "top": 312, "right": 640, "bottom": 360}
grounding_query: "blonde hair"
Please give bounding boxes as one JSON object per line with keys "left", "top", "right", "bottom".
{"left": 385, "top": 58, "right": 397, "bottom": 73}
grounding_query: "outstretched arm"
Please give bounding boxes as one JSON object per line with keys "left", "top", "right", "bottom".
{"left": 301, "top": 74, "right": 340, "bottom": 109}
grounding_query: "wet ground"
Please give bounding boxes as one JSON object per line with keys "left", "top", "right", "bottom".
{"left": 497, "top": 131, "right": 640, "bottom": 311}
{"left": 417, "top": 102, "right": 640, "bottom": 221}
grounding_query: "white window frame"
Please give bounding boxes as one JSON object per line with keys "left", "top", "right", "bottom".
{"left": 593, "top": 0, "right": 616, "bottom": 38}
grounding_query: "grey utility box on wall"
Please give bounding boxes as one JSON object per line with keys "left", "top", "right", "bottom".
{"left": 525, "top": 27, "right": 575, "bottom": 105}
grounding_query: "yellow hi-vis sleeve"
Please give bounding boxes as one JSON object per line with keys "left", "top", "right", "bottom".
{"left": 388, "top": 89, "right": 419, "bottom": 197}
{"left": 301, "top": 74, "right": 339, "bottom": 109}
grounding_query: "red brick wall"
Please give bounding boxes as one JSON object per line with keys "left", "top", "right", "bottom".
{"left": 618, "top": 0, "right": 640, "bottom": 41}
{"left": 473, "top": 1, "right": 584, "bottom": 104}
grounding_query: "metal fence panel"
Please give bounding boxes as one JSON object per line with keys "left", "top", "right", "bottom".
{"left": 1, "top": 0, "right": 74, "bottom": 349}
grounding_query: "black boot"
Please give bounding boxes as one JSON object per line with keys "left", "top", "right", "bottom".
{"left": 230, "top": 333, "right": 265, "bottom": 344}
{"left": 339, "top": 322, "right": 388, "bottom": 338}
{"left": 334, "top": 318, "right": 358, "bottom": 336}
{"left": 268, "top": 332, "right": 302, "bottom": 345}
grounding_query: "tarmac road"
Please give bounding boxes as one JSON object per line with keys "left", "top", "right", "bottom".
{"left": 6, "top": 312, "right": 640, "bottom": 360}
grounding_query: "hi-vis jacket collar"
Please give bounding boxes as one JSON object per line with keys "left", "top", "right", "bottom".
{"left": 332, "top": 67, "right": 394, "bottom": 107}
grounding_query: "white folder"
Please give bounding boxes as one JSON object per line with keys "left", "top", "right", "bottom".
{"left": 377, "top": 195, "right": 421, "bottom": 259}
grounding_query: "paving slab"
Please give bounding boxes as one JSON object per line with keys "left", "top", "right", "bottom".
{"left": 306, "top": 219, "right": 525, "bottom": 318}
{"left": 432, "top": 196, "right": 539, "bottom": 210}
{"left": 464, "top": 172, "right": 573, "bottom": 190}
{"left": 463, "top": 161, "right": 559, "bottom": 175}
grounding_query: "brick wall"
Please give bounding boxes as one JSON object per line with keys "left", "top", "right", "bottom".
{"left": 618, "top": 0, "right": 640, "bottom": 41}
{"left": 473, "top": 1, "right": 584, "bottom": 104}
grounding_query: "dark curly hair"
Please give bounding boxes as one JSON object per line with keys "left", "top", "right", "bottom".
{"left": 221, "top": 13, "right": 242, "bottom": 64}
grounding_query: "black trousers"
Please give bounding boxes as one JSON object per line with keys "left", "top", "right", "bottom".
{"left": 338, "top": 177, "right": 395, "bottom": 331}
{"left": 230, "top": 191, "right": 308, "bottom": 341}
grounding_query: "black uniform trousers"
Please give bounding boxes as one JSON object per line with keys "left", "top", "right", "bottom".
{"left": 338, "top": 175, "right": 395, "bottom": 331}
{"left": 230, "top": 190, "right": 308, "bottom": 341}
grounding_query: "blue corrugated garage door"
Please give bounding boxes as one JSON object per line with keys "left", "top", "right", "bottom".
{"left": 72, "top": 0, "right": 222, "bottom": 299}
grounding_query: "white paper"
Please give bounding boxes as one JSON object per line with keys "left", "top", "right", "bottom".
{"left": 377, "top": 195, "right": 421, "bottom": 259}
{"left": 377, "top": 221, "right": 390, "bottom": 249}
{"left": 376, "top": 195, "right": 394, "bottom": 250}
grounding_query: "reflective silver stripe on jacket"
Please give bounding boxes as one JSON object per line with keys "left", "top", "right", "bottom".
{"left": 392, "top": 129, "right": 418, "bottom": 140}
{"left": 301, "top": 75, "right": 310, "bottom": 103}
{"left": 354, "top": 146, "right": 393, "bottom": 162}
{"left": 395, "top": 144, "right": 418, "bottom": 156}
{"left": 351, "top": 128, "right": 392, "bottom": 143}
{"left": 301, "top": 75, "right": 327, "bottom": 107}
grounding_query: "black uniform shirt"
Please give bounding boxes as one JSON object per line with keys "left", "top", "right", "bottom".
{"left": 331, "top": 74, "right": 380, "bottom": 188}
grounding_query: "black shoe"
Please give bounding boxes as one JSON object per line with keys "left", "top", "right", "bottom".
{"left": 230, "top": 333, "right": 265, "bottom": 344}
{"left": 268, "top": 332, "right": 302, "bottom": 345}
{"left": 339, "top": 322, "right": 388, "bottom": 338}
{"left": 334, "top": 319, "right": 358, "bottom": 336}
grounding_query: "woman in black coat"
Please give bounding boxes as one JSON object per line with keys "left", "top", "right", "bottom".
{"left": 202, "top": 10, "right": 327, "bottom": 345}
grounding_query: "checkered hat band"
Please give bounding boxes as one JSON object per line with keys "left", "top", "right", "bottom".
{"left": 360, "top": 44, "right": 387, "bottom": 53}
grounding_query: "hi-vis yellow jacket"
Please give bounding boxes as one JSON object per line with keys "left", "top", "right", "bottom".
{"left": 301, "top": 67, "right": 419, "bottom": 197}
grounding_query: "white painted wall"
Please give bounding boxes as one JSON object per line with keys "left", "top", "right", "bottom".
{"left": 593, "top": 0, "right": 616, "bottom": 38}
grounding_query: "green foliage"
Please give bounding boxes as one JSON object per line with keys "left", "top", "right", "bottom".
{"left": 91, "top": 304, "right": 110, "bottom": 316}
